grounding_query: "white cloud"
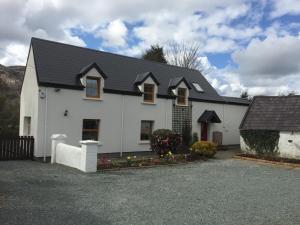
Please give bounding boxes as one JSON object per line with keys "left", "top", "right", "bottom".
{"left": 270, "top": 0, "right": 300, "bottom": 18}
{"left": 232, "top": 35, "right": 300, "bottom": 78}
{"left": 0, "top": 0, "right": 261, "bottom": 64}
{"left": 97, "top": 19, "right": 128, "bottom": 47}
{"left": 0, "top": 0, "right": 299, "bottom": 97}
{"left": 0, "top": 43, "right": 28, "bottom": 66}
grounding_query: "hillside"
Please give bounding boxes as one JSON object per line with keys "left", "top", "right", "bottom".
{"left": 0, "top": 64, "right": 25, "bottom": 135}
{"left": 0, "top": 64, "right": 24, "bottom": 97}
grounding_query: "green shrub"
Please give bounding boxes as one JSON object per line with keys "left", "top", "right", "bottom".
{"left": 191, "top": 132, "right": 199, "bottom": 146}
{"left": 240, "top": 130, "right": 279, "bottom": 156}
{"left": 150, "top": 129, "right": 181, "bottom": 156}
{"left": 190, "top": 141, "right": 217, "bottom": 158}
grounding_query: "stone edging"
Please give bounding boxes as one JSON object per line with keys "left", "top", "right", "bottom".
{"left": 97, "top": 159, "right": 208, "bottom": 172}
{"left": 233, "top": 155, "right": 300, "bottom": 169}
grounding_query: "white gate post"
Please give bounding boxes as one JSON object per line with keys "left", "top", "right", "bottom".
{"left": 80, "top": 140, "right": 98, "bottom": 172}
{"left": 51, "top": 134, "right": 67, "bottom": 164}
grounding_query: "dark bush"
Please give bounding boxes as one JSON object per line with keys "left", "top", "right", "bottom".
{"left": 181, "top": 123, "right": 192, "bottom": 146}
{"left": 150, "top": 129, "right": 181, "bottom": 156}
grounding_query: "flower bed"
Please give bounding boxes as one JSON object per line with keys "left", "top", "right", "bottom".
{"left": 97, "top": 152, "right": 207, "bottom": 170}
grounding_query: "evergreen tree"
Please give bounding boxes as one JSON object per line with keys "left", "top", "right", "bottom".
{"left": 142, "top": 45, "right": 167, "bottom": 63}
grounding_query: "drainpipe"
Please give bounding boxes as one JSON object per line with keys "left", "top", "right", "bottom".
{"left": 120, "top": 95, "right": 125, "bottom": 157}
{"left": 43, "top": 87, "right": 48, "bottom": 163}
{"left": 165, "top": 99, "right": 168, "bottom": 129}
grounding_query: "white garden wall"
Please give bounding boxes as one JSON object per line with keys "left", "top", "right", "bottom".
{"left": 51, "top": 134, "right": 98, "bottom": 172}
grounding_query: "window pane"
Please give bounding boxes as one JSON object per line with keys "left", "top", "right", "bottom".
{"left": 83, "top": 119, "right": 99, "bottom": 129}
{"left": 177, "top": 88, "right": 186, "bottom": 105}
{"left": 192, "top": 83, "right": 204, "bottom": 92}
{"left": 82, "top": 131, "right": 98, "bottom": 141}
{"left": 140, "top": 120, "right": 153, "bottom": 140}
{"left": 86, "top": 77, "right": 100, "bottom": 98}
{"left": 82, "top": 119, "right": 99, "bottom": 141}
{"left": 143, "top": 84, "right": 154, "bottom": 102}
{"left": 144, "top": 93, "right": 153, "bottom": 101}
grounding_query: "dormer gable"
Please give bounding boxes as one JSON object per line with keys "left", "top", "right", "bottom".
{"left": 78, "top": 62, "right": 106, "bottom": 100}
{"left": 78, "top": 62, "right": 107, "bottom": 79}
{"left": 168, "top": 77, "right": 191, "bottom": 106}
{"left": 135, "top": 72, "right": 159, "bottom": 104}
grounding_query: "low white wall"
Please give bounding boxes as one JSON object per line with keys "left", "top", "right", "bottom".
{"left": 240, "top": 131, "right": 300, "bottom": 159}
{"left": 278, "top": 131, "right": 300, "bottom": 159}
{"left": 51, "top": 134, "right": 98, "bottom": 172}
{"left": 56, "top": 143, "right": 81, "bottom": 169}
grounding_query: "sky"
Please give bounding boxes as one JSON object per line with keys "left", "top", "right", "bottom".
{"left": 0, "top": 0, "right": 300, "bottom": 97}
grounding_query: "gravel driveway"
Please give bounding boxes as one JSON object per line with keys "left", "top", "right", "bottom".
{"left": 0, "top": 155, "right": 299, "bottom": 225}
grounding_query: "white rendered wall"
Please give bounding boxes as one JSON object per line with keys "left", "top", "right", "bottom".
{"left": 35, "top": 67, "right": 173, "bottom": 157}
{"left": 192, "top": 102, "right": 248, "bottom": 145}
{"left": 278, "top": 131, "right": 300, "bottom": 159}
{"left": 38, "top": 86, "right": 246, "bottom": 157}
{"left": 240, "top": 132, "right": 300, "bottom": 159}
{"left": 19, "top": 46, "right": 42, "bottom": 155}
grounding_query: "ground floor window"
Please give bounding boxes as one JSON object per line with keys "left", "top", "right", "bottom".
{"left": 82, "top": 119, "right": 100, "bottom": 141}
{"left": 23, "top": 116, "right": 31, "bottom": 135}
{"left": 140, "top": 120, "right": 154, "bottom": 141}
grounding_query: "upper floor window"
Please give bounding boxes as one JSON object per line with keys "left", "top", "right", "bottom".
{"left": 86, "top": 77, "right": 100, "bottom": 98}
{"left": 177, "top": 87, "right": 187, "bottom": 105}
{"left": 143, "top": 83, "right": 155, "bottom": 103}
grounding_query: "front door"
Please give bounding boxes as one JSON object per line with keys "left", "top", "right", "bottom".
{"left": 201, "top": 122, "right": 208, "bottom": 141}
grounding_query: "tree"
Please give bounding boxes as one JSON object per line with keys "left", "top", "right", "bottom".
{"left": 240, "top": 91, "right": 249, "bottom": 99}
{"left": 142, "top": 45, "right": 167, "bottom": 63}
{"left": 166, "top": 42, "right": 206, "bottom": 71}
{"left": 287, "top": 91, "right": 296, "bottom": 96}
{"left": 278, "top": 91, "right": 296, "bottom": 96}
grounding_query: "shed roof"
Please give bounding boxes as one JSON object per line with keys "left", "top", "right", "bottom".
{"left": 240, "top": 95, "right": 300, "bottom": 131}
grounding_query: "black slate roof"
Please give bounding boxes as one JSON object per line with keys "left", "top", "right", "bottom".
{"left": 240, "top": 96, "right": 300, "bottom": 131}
{"left": 30, "top": 37, "right": 249, "bottom": 105}
{"left": 222, "top": 96, "right": 250, "bottom": 105}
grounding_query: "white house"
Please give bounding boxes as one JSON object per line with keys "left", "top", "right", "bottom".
{"left": 20, "top": 38, "right": 249, "bottom": 159}
{"left": 240, "top": 95, "right": 300, "bottom": 159}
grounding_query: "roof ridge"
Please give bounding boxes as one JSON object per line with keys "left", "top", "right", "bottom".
{"left": 254, "top": 95, "right": 300, "bottom": 98}
{"left": 31, "top": 37, "right": 201, "bottom": 73}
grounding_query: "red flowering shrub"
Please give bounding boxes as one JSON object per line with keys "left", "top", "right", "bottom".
{"left": 150, "top": 129, "right": 181, "bottom": 156}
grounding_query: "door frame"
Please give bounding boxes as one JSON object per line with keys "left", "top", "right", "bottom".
{"left": 201, "top": 122, "right": 208, "bottom": 141}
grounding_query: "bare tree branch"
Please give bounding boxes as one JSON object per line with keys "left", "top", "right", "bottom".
{"left": 166, "top": 42, "right": 205, "bottom": 72}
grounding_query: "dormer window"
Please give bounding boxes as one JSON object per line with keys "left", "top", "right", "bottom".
{"left": 86, "top": 77, "right": 100, "bottom": 98}
{"left": 177, "top": 87, "right": 187, "bottom": 105}
{"left": 143, "top": 83, "right": 155, "bottom": 103}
